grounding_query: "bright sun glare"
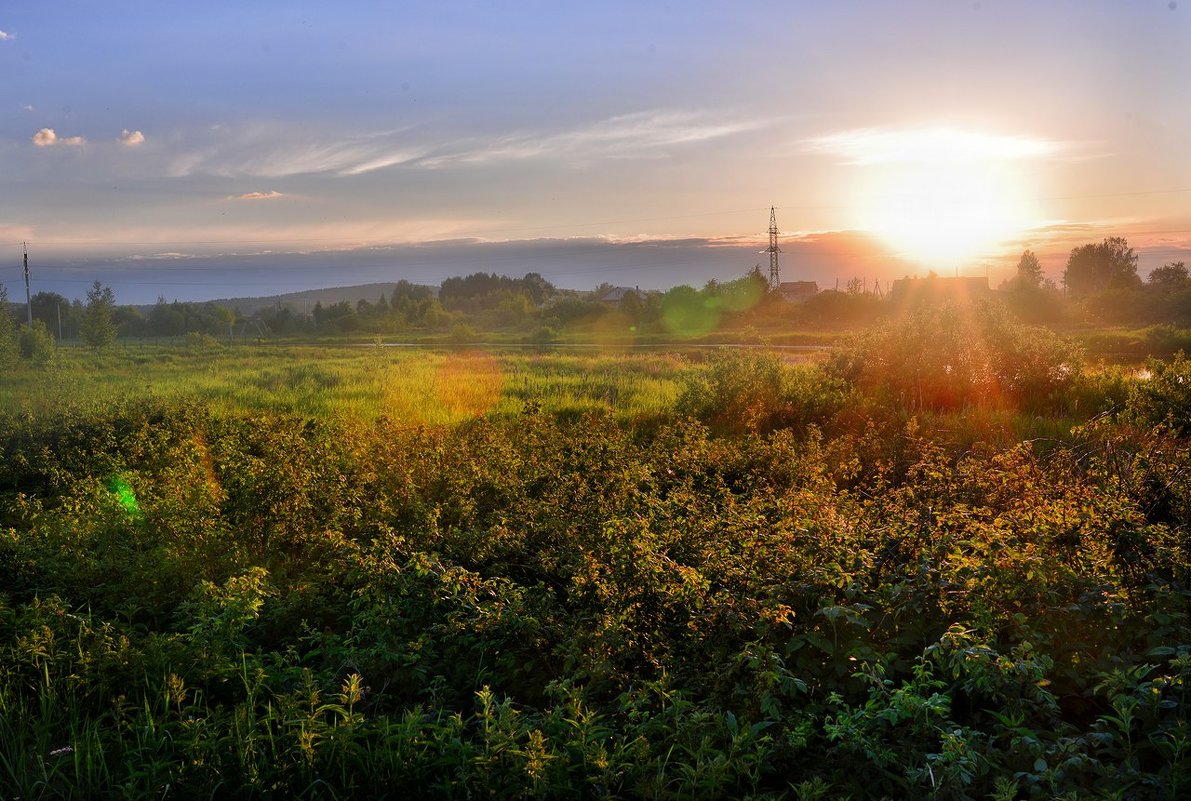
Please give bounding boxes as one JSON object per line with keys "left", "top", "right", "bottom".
{"left": 838, "top": 127, "right": 1047, "bottom": 268}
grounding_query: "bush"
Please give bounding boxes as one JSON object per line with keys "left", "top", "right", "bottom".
{"left": 18, "top": 320, "right": 56, "bottom": 364}
{"left": 449, "top": 322, "right": 479, "bottom": 344}
{"left": 1127, "top": 351, "right": 1191, "bottom": 434}
{"left": 827, "top": 302, "right": 1081, "bottom": 413}
{"left": 1145, "top": 324, "right": 1191, "bottom": 355}
{"left": 676, "top": 348, "right": 847, "bottom": 434}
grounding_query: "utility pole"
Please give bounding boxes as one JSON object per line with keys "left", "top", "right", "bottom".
{"left": 23, "top": 242, "right": 32, "bottom": 326}
{"left": 765, "top": 207, "right": 781, "bottom": 290}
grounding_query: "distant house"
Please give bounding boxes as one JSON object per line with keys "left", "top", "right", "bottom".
{"left": 889, "top": 275, "right": 989, "bottom": 305}
{"left": 777, "top": 281, "right": 820, "bottom": 303}
{"left": 596, "top": 286, "right": 639, "bottom": 304}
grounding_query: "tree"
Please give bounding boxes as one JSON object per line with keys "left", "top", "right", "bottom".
{"left": 1062, "top": 237, "right": 1140, "bottom": 296}
{"left": 1014, "top": 249, "right": 1044, "bottom": 289}
{"left": 80, "top": 280, "right": 118, "bottom": 349}
{"left": 1148, "top": 261, "right": 1188, "bottom": 290}
{"left": 521, "top": 272, "right": 555, "bottom": 306}
{"left": 29, "top": 291, "right": 76, "bottom": 339}
{"left": 0, "top": 283, "right": 18, "bottom": 368}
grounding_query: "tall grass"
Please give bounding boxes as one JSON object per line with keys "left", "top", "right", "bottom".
{"left": 0, "top": 343, "right": 684, "bottom": 425}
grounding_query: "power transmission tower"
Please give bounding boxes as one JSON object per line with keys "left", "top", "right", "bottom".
{"left": 765, "top": 207, "right": 781, "bottom": 290}
{"left": 23, "top": 242, "right": 32, "bottom": 326}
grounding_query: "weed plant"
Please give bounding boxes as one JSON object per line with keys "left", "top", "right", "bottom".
{"left": 1, "top": 318, "right": 1188, "bottom": 799}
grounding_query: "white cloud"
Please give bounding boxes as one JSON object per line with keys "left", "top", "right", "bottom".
{"left": 0, "top": 30, "right": 13, "bottom": 41}
{"left": 168, "top": 124, "right": 426, "bottom": 178}
{"left": 338, "top": 150, "right": 425, "bottom": 176}
{"left": 233, "top": 190, "right": 284, "bottom": 200}
{"left": 804, "top": 126, "right": 1063, "bottom": 165}
{"left": 119, "top": 129, "right": 146, "bottom": 146}
{"left": 32, "top": 128, "right": 86, "bottom": 147}
{"left": 421, "top": 110, "right": 763, "bottom": 168}
{"left": 166, "top": 112, "right": 757, "bottom": 178}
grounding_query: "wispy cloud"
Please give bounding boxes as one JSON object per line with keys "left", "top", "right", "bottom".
{"left": 0, "top": 30, "right": 13, "bottom": 41}
{"left": 168, "top": 124, "right": 425, "bottom": 178}
{"left": 804, "top": 126, "right": 1064, "bottom": 165}
{"left": 232, "top": 190, "right": 285, "bottom": 200}
{"left": 32, "top": 128, "right": 86, "bottom": 147}
{"left": 420, "top": 110, "right": 764, "bottom": 168}
{"left": 119, "top": 129, "right": 146, "bottom": 146}
{"left": 167, "top": 111, "right": 762, "bottom": 178}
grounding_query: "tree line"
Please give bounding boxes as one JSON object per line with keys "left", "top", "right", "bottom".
{"left": 2, "top": 237, "right": 1188, "bottom": 360}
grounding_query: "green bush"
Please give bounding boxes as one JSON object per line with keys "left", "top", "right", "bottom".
{"left": 1127, "top": 352, "right": 1191, "bottom": 434}
{"left": 676, "top": 348, "right": 847, "bottom": 434}
{"left": 0, "top": 359, "right": 1187, "bottom": 798}
{"left": 18, "top": 319, "right": 56, "bottom": 364}
{"left": 1145, "top": 324, "right": 1191, "bottom": 355}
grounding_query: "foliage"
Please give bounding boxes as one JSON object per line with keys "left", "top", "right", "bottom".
{"left": 440, "top": 272, "right": 556, "bottom": 312}
{"left": 28, "top": 290, "right": 80, "bottom": 339}
{"left": 145, "top": 298, "right": 235, "bottom": 337}
{"left": 1148, "top": 262, "right": 1189, "bottom": 290}
{"left": 18, "top": 319, "right": 56, "bottom": 364}
{"left": 676, "top": 348, "right": 847, "bottom": 434}
{"left": 0, "top": 345, "right": 1188, "bottom": 798}
{"left": 827, "top": 302, "right": 1082, "bottom": 412}
{"left": 1127, "top": 352, "right": 1191, "bottom": 434}
{"left": 0, "top": 282, "right": 17, "bottom": 369}
{"left": 80, "top": 280, "right": 118, "bottom": 350}
{"left": 1064, "top": 237, "right": 1141, "bottom": 297}
{"left": 1014, "top": 248, "right": 1044, "bottom": 289}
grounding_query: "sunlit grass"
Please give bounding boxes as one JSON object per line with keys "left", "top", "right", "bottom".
{"left": 1, "top": 342, "right": 685, "bottom": 425}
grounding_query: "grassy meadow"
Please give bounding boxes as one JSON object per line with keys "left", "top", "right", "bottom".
{"left": 1, "top": 342, "right": 693, "bottom": 425}
{"left": 1, "top": 305, "right": 1189, "bottom": 799}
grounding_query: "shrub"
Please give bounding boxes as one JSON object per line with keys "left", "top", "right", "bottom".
{"left": 1145, "top": 324, "right": 1191, "bottom": 356}
{"left": 1127, "top": 352, "right": 1191, "bottom": 434}
{"left": 18, "top": 320, "right": 56, "bottom": 364}
{"left": 676, "top": 348, "right": 847, "bottom": 434}
{"left": 449, "top": 322, "right": 479, "bottom": 344}
{"left": 827, "top": 302, "right": 1081, "bottom": 413}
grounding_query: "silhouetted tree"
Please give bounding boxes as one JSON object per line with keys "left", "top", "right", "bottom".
{"left": 1148, "top": 261, "right": 1188, "bottom": 290}
{"left": 1063, "top": 237, "right": 1140, "bottom": 296}
{"left": 1014, "top": 249, "right": 1044, "bottom": 289}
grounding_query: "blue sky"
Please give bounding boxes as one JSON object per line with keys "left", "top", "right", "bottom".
{"left": 2, "top": 1, "right": 1189, "bottom": 303}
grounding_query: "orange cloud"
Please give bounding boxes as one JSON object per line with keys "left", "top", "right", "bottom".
{"left": 32, "top": 128, "right": 85, "bottom": 147}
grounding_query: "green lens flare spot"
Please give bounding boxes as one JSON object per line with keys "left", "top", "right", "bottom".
{"left": 107, "top": 475, "right": 142, "bottom": 519}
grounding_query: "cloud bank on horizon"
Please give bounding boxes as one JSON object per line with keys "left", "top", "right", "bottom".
{"left": 1, "top": 1, "right": 1188, "bottom": 302}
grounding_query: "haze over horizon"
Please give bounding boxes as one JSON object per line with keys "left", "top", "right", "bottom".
{"left": 2, "top": 1, "right": 1189, "bottom": 305}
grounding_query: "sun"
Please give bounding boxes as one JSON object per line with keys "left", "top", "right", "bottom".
{"left": 836, "top": 127, "right": 1047, "bottom": 268}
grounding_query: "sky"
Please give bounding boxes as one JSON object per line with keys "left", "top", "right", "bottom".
{"left": 1, "top": 1, "right": 1189, "bottom": 305}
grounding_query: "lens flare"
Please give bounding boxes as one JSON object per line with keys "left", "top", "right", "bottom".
{"left": 107, "top": 475, "right": 141, "bottom": 519}
{"left": 661, "top": 291, "right": 720, "bottom": 338}
{"left": 434, "top": 351, "right": 504, "bottom": 418}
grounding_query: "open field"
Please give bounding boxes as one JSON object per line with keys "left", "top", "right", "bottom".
{"left": 1, "top": 308, "right": 1189, "bottom": 799}
{"left": 1, "top": 343, "right": 692, "bottom": 425}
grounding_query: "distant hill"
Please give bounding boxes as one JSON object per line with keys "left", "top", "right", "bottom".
{"left": 144, "top": 283, "right": 436, "bottom": 317}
